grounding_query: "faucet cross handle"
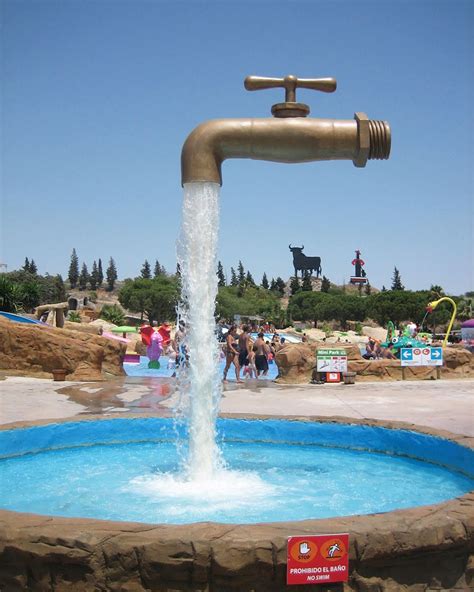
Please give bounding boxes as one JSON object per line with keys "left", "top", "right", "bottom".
{"left": 244, "top": 75, "right": 337, "bottom": 118}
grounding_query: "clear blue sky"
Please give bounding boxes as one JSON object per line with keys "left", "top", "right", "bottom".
{"left": 1, "top": 0, "right": 473, "bottom": 294}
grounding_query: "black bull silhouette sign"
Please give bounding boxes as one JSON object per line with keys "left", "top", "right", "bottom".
{"left": 289, "top": 245, "right": 322, "bottom": 278}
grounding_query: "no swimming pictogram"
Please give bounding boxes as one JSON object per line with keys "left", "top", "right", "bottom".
{"left": 287, "top": 533, "right": 349, "bottom": 585}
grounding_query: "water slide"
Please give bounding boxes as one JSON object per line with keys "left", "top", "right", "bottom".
{"left": 0, "top": 311, "right": 46, "bottom": 325}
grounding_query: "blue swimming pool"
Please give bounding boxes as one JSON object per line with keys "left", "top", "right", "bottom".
{"left": 1, "top": 418, "right": 472, "bottom": 525}
{"left": 124, "top": 356, "right": 279, "bottom": 379}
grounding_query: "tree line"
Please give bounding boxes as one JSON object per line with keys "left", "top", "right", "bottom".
{"left": 1, "top": 252, "right": 471, "bottom": 330}
{"left": 67, "top": 249, "right": 117, "bottom": 292}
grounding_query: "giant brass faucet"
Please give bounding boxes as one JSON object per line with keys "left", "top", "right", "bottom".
{"left": 181, "top": 75, "right": 391, "bottom": 185}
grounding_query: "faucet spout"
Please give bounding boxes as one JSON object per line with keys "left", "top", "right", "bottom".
{"left": 181, "top": 113, "right": 390, "bottom": 186}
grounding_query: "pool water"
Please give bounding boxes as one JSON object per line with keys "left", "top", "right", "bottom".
{"left": 124, "top": 355, "right": 279, "bottom": 380}
{"left": 1, "top": 419, "right": 473, "bottom": 524}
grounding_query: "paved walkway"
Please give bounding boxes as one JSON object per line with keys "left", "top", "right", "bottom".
{"left": 1, "top": 376, "right": 473, "bottom": 436}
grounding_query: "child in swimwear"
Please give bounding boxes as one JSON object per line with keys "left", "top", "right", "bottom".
{"left": 243, "top": 347, "right": 257, "bottom": 379}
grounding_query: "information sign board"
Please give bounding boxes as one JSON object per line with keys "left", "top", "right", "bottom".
{"left": 316, "top": 348, "right": 348, "bottom": 373}
{"left": 400, "top": 347, "right": 443, "bottom": 367}
{"left": 287, "top": 534, "right": 349, "bottom": 585}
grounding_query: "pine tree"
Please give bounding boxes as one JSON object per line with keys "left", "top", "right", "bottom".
{"left": 68, "top": 249, "right": 79, "bottom": 288}
{"left": 29, "top": 259, "right": 38, "bottom": 274}
{"left": 237, "top": 260, "right": 245, "bottom": 285}
{"left": 245, "top": 271, "right": 255, "bottom": 286}
{"left": 302, "top": 271, "right": 313, "bottom": 292}
{"left": 97, "top": 258, "right": 104, "bottom": 287}
{"left": 217, "top": 261, "right": 226, "bottom": 287}
{"left": 270, "top": 278, "right": 277, "bottom": 291}
{"left": 154, "top": 260, "right": 163, "bottom": 277}
{"left": 391, "top": 266, "right": 404, "bottom": 291}
{"left": 90, "top": 261, "right": 99, "bottom": 290}
{"left": 141, "top": 260, "right": 151, "bottom": 279}
{"left": 22, "top": 257, "right": 31, "bottom": 273}
{"left": 290, "top": 276, "right": 300, "bottom": 295}
{"left": 106, "top": 257, "right": 118, "bottom": 291}
{"left": 321, "top": 275, "right": 330, "bottom": 293}
{"left": 261, "top": 273, "right": 269, "bottom": 290}
{"left": 364, "top": 281, "right": 372, "bottom": 296}
{"left": 54, "top": 274, "right": 66, "bottom": 301}
{"left": 79, "top": 263, "right": 89, "bottom": 290}
{"left": 274, "top": 277, "right": 286, "bottom": 296}
{"left": 381, "top": 285, "right": 387, "bottom": 292}
{"left": 230, "top": 267, "right": 238, "bottom": 286}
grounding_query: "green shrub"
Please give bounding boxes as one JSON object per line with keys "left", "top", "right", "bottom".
{"left": 100, "top": 304, "right": 125, "bottom": 325}
{"left": 68, "top": 311, "right": 82, "bottom": 323}
{"left": 322, "top": 322, "right": 332, "bottom": 338}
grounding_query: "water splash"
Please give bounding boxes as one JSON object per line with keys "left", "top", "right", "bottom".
{"left": 419, "top": 310, "right": 430, "bottom": 333}
{"left": 175, "top": 182, "right": 224, "bottom": 479}
{"left": 129, "top": 469, "right": 278, "bottom": 519}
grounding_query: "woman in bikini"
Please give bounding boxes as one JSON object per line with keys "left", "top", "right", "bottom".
{"left": 223, "top": 325, "right": 242, "bottom": 382}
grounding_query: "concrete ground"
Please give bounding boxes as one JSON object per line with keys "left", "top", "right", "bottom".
{"left": 0, "top": 375, "right": 473, "bottom": 436}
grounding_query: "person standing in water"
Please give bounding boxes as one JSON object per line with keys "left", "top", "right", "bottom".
{"left": 223, "top": 325, "right": 242, "bottom": 382}
{"left": 238, "top": 325, "right": 251, "bottom": 370}
{"left": 254, "top": 332, "right": 270, "bottom": 377}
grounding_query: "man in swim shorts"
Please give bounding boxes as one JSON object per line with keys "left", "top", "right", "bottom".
{"left": 238, "top": 325, "right": 251, "bottom": 370}
{"left": 253, "top": 332, "right": 269, "bottom": 377}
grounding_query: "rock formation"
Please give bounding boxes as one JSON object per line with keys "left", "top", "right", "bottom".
{"left": 274, "top": 343, "right": 315, "bottom": 383}
{"left": 0, "top": 316, "right": 125, "bottom": 380}
{"left": 275, "top": 340, "right": 474, "bottom": 384}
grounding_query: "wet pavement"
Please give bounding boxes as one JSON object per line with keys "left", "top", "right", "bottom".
{"left": 0, "top": 375, "right": 473, "bottom": 436}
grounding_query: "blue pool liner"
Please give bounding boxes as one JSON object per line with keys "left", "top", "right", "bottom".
{"left": 0, "top": 418, "right": 473, "bottom": 479}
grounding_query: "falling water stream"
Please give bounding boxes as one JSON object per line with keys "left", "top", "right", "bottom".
{"left": 127, "top": 182, "right": 277, "bottom": 508}
{"left": 175, "top": 182, "right": 223, "bottom": 478}
{"left": 419, "top": 310, "right": 430, "bottom": 333}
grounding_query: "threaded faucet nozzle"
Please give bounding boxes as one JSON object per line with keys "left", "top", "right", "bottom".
{"left": 368, "top": 120, "right": 391, "bottom": 160}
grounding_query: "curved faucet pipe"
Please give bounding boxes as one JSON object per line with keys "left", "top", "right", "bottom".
{"left": 426, "top": 297, "right": 457, "bottom": 348}
{"left": 181, "top": 114, "right": 390, "bottom": 186}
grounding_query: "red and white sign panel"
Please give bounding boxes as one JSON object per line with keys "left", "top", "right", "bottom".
{"left": 287, "top": 533, "right": 349, "bottom": 585}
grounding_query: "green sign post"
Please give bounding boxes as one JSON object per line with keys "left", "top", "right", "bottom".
{"left": 316, "top": 348, "right": 348, "bottom": 373}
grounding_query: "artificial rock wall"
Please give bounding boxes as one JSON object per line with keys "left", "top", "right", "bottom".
{"left": 0, "top": 316, "right": 125, "bottom": 380}
{"left": 275, "top": 342, "right": 474, "bottom": 384}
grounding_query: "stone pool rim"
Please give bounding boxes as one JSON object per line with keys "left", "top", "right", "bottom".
{"left": 1, "top": 414, "right": 473, "bottom": 591}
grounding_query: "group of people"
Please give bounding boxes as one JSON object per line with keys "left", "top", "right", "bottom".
{"left": 222, "top": 325, "right": 286, "bottom": 382}
{"left": 362, "top": 337, "right": 397, "bottom": 360}
{"left": 137, "top": 319, "right": 288, "bottom": 380}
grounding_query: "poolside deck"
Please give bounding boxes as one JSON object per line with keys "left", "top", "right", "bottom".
{"left": 1, "top": 376, "right": 473, "bottom": 437}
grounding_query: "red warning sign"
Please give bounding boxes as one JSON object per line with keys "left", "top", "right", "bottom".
{"left": 287, "top": 534, "right": 349, "bottom": 585}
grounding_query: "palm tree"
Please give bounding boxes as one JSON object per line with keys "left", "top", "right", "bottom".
{"left": 0, "top": 276, "right": 24, "bottom": 312}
